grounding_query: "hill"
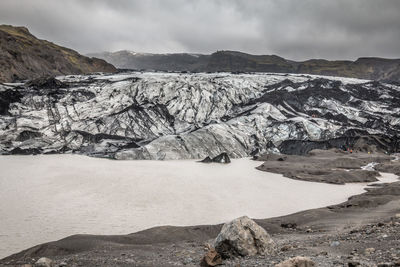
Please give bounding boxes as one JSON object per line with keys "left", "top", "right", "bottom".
{"left": 0, "top": 25, "right": 116, "bottom": 83}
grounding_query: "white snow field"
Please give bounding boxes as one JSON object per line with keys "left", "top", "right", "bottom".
{"left": 1, "top": 154, "right": 398, "bottom": 258}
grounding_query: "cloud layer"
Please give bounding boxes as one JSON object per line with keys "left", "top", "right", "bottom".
{"left": 0, "top": 0, "right": 399, "bottom": 60}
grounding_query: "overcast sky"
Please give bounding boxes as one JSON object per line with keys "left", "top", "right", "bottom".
{"left": 0, "top": 0, "right": 399, "bottom": 60}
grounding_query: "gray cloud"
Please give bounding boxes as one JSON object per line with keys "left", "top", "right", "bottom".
{"left": 0, "top": 0, "right": 399, "bottom": 60}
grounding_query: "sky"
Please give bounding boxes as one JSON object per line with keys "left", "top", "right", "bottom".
{"left": 0, "top": 0, "right": 399, "bottom": 60}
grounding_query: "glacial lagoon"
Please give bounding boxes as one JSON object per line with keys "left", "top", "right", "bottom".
{"left": 0, "top": 155, "right": 397, "bottom": 258}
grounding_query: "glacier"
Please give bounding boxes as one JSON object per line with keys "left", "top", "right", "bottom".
{"left": 0, "top": 71, "right": 399, "bottom": 159}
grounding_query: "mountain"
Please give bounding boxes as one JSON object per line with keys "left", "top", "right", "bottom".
{"left": 0, "top": 72, "right": 399, "bottom": 159}
{"left": 89, "top": 50, "right": 400, "bottom": 82}
{"left": 0, "top": 25, "right": 116, "bottom": 83}
{"left": 87, "top": 50, "right": 210, "bottom": 72}
{"left": 294, "top": 57, "right": 400, "bottom": 82}
{"left": 205, "top": 51, "right": 294, "bottom": 73}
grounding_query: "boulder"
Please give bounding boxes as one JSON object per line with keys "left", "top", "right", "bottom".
{"left": 364, "top": 247, "right": 375, "bottom": 255}
{"left": 275, "top": 256, "right": 315, "bottom": 267}
{"left": 200, "top": 156, "right": 213, "bottom": 163}
{"left": 35, "top": 257, "right": 53, "bottom": 267}
{"left": 280, "top": 222, "right": 297, "bottom": 229}
{"left": 200, "top": 153, "right": 231, "bottom": 163}
{"left": 214, "top": 216, "right": 275, "bottom": 258}
{"left": 0, "top": 89, "right": 22, "bottom": 115}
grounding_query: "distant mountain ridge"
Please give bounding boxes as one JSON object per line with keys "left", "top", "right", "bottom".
{"left": 87, "top": 50, "right": 209, "bottom": 72}
{"left": 89, "top": 50, "right": 400, "bottom": 82}
{"left": 0, "top": 25, "right": 116, "bottom": 83}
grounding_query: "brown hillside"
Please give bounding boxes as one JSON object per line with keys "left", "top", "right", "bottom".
{"left": 0, "top": 25, "right": 116, "bottom": 83}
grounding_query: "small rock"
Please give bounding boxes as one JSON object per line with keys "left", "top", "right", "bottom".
{"left": 281, "top": 223, "right": 297, "bottom": 229}
{"left": 364, "top": 247, "right": 376, "bottom": 255}
{"left": 330, "top": 241, "right": 340, "bottom": 247}
{"left": 35, "top": 257, "right": 53, "bottom": 267}
{"left": 58, "top": 262, "right": 67, "bottom": 267}
{"left": 200, "top": 248, "right": 222, "bottom": 267}
{"left": 281, "top": 245, "right": 292, "bottom": 251}
{"left": 182, "top": 257, "right": 193, "bottom": 265}
{"left": 214, "top": 216, "right": 275, "bottom": 258}
{"left": 275, "top": 256, "right": 315, "bottom": 267}
{"left": 348, "top": 261, "right": 361, "bottom": 267}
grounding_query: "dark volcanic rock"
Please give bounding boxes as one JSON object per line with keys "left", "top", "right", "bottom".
{"left": 16, "top": 130, "right": 42, "bottom": 141}
{"left": 0, "top": 89, "right": 22, "bottom": 115}
{"left": 200, "top": 153, "right": 231, "bottom": 163}
{"left": 25, "top": 77, "right": 66, "bottom": 89}
{"left": 10, "top": 147, "right": 42, "bottom": 155}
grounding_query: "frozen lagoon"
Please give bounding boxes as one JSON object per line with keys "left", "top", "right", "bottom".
{"left": 0, "top": 155, "right": 397, "bottom": 258}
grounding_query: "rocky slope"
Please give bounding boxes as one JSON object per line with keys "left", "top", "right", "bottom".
{"left": 0, "top": 25, "right": 116, "bottom": 83}
{"left": 0, "top": 72, "right": 399, "bottom": 159}
{"left": 89, "top": 50, "right": 400, "bottom": 82}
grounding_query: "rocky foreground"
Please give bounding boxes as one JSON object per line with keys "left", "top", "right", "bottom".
{"left": 1, "top": 150, "right": 399, "bottom": 267}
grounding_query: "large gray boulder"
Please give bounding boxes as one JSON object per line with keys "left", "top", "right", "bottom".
{"left": 214, "top": 216, "right": 275, "bottom": 258}
{"left": 35, "top": 257, "right": 53, "bottom": 267}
